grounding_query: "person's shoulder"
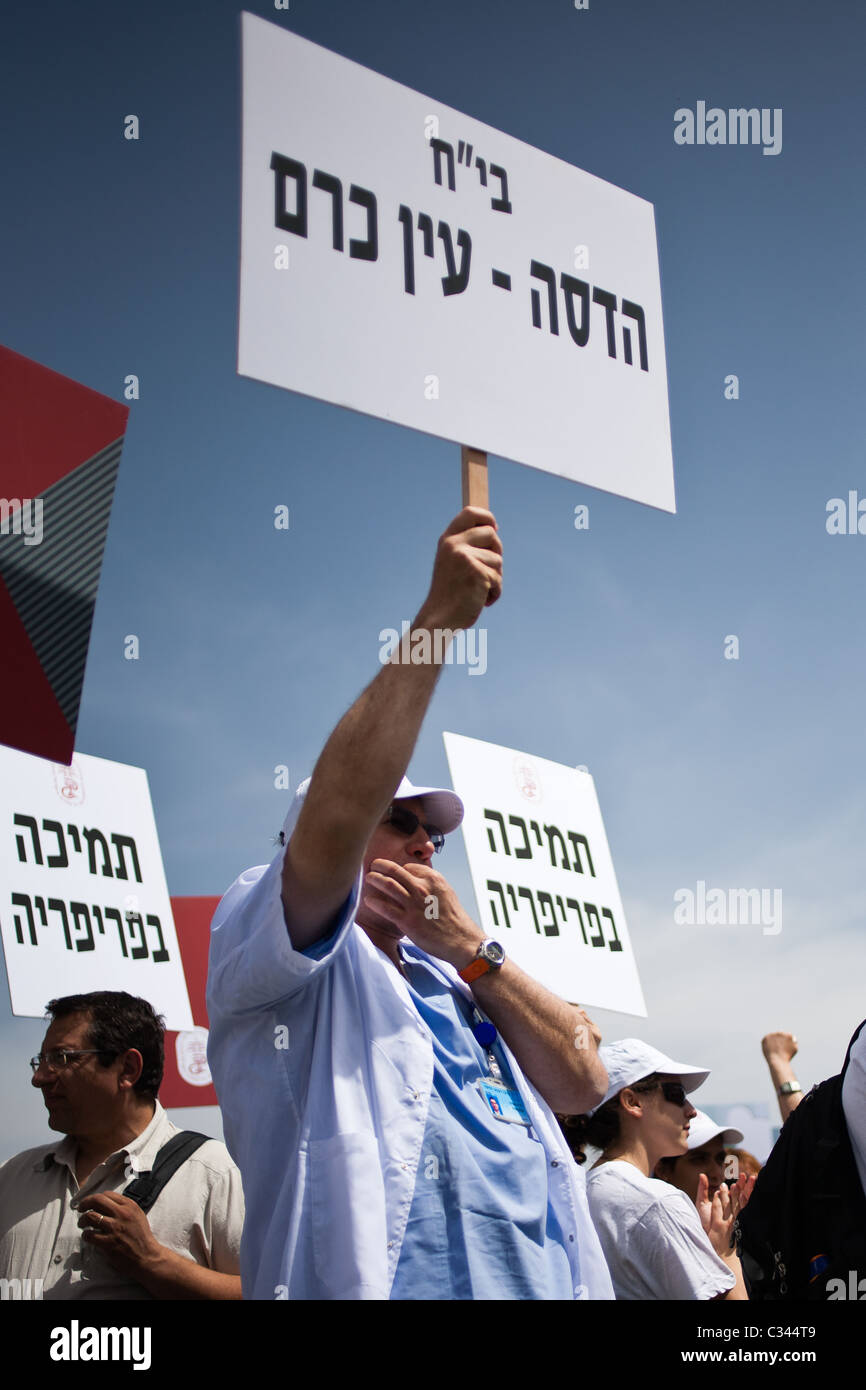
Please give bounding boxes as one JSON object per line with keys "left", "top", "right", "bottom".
{"left": 588, "top": 1161, "right": 679, "bottom": 1218}
{"left": 149, "top": 1108, "right": 237, "bottom": 1178}
{"left": 652, "top": 1180, "right": 703, "bottom": 1219}
{"left": 587, "top": 1160, "right": 659, "bottom": 1194}
{"left": 634, "top": 1179, "right": 705, "bottom": 1242}
{"left": 184, "top": 1137, "right": 241, "bottom": 1178}
{"left": 0, "top": 1142, "right": 58, "bottom": 1183}
{"left": 212, "top": 863, "right": 272, "bottom": 925}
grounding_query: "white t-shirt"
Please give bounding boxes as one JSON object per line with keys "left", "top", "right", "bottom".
{"left": 842, "top": 1022, "right": 866, "bottom": 1196}
{"left": 586, "top": 1159, "right": 735, "bottom": 1301}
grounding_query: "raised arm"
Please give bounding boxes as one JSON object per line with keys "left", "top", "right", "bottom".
{"left": 761, "top": 1031, "right": 804, "bottom": 1122}
{"left": 281, "top": 507, "right": 502, "bottom": 951}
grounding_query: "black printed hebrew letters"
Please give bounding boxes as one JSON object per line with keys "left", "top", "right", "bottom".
{"left": 530, "top": 265, "right": 648, "bottom": 371}
{"left": 430, "top": 138, "right": 512, "bottom": 214}
{"left": 486, "top": 880, "right": 510, "bottom": 930}
{"left": 484, "top": 809, "right": 596, "bottom": 875}
{"left": 272, "top": 153, "right": 379, "bottom": 262}
{"left": 399, "top": 205, "right": 472, "bottom": 297}
{"left": 483, "top": 877, "right": 622, "bottom": 951}
{"left": 42, "top": 819, "right": 68, "bottom": 868}
{"left": 602, "top": 906, "right": 623, "bottom": 952}
{"left": 348, "top": 186, "right": 377, "bottom": 260}
{"left": 567, "top": 831, "right": 594, "bottom": 876}
{"left": 266, "top": 144, "right": 650, "bottom": 373}
{"left": 530, "top": 261, "right": 558, "bottom": 333}
{"left": 621, "top": 300, "right": 649, "bottom": 371}
{"left": 544, "top": 823, "right": 569, "bottom": 871}
{"left": 84, "top": 827, "right": 112, "bottom": 876}
{"left": 561, "top": 274, "right": 590, "bottom": 346}
{"left": 584, "top": 902, "right": 605, "bottom": 948}
{"left": 13, "top": 814, "right": 143, "bottom": 882}
{"left": 311, "top": 169, "right": 343, "bottom": 249}
{"left": 111, "top": 834, "right": 141, "bottom": 882}
{"left": 7, "top": 890, "right": 171, "bottom": 962}
{"left": 481, "top": 806, "right": 621, "bottom": 952}
{"left": 271, "top": 152, "right": 307, "bottom": 235}
{"left": 12, "top": 892, "right": 39, "bottom": 945}
{"left": 13, "top": 814, "right": 42, "bottom": 865}
{"left": 509, "top": 815, "right": 532, "bottom": 859}
{"left": 437, "top": 222, "right": 472, "bottom": 296}
{"left": 431, "top": 138, "right": 456, "bottom": 191}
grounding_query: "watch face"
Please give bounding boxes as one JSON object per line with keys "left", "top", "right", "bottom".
{"left": 481, "top": 940, "right": 505, "bottom": 966}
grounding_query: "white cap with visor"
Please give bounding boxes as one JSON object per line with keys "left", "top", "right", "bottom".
{"left": 279, "top": 775, "right": 463, "bottom": 844}
{"left": 592, "top": 1038, "right": 710, "bottom": 1114}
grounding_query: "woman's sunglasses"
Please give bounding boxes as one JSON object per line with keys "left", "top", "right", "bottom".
{"left": 654, "top": 1080, "right": 688, "bottom": 1107}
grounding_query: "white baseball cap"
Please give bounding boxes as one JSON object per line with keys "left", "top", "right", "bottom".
{"left": 391, "top": 776, "right": 463, "bottom": 835}
{"left": 593, "top": 1038, "right": 710, "bottom": 1113}
{"left": 280, "top": 775, "right": 463, "bottom": 843}
{"left": 686, "top": 1108, "right": 744, "bottom": 1149}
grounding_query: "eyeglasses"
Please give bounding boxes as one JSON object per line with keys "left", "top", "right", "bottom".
{"left": 385, "top": 804, "right": 445, "bottom": 853}
{"left": 654, "top": 1080, "right": 688, "bottom": 1107}
{"left": 29, "top": 1050, "right": 114, "bottom": 1074}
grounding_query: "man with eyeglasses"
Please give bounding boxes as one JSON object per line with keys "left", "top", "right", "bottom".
{"left": 207, "top": 505, "right": 613, "bottom": 1301}
{"left": 0, "top": 991, "right": 244, "bottom": 1299}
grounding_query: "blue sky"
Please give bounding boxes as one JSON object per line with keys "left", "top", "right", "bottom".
{"left": 2, "top": 0, "right": 865, "bottom": 1158}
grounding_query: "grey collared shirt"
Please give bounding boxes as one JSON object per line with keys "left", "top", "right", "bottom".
{"left": 0, "top": 1101, "right": 243, "bottom": 1299}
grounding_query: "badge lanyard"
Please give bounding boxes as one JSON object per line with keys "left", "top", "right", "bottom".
{"left": 472, "top": 1007, "right": 502, "bottom": 1078}
{"left": 471, "top": 1006, "right": 532, "bottom": 1127}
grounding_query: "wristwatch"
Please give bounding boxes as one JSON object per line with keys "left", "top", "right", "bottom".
{"left": 778, "top": 1080, "right": 803, "bottom": 1096}
{"left": 458, "top": 939, "right": 506, "bottom": 983}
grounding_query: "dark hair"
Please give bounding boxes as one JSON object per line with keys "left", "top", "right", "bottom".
{"left": 45, "top": 991, "right": 165, "bottom": 1099}
{"left": 725, "top": 1147, "right": 762, "bottom": 1178}
{"left": 559, "top": 1074, "right": 662, "bottom": 1164}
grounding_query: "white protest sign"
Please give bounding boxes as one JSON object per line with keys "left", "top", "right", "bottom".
{"left": 239, "top": 15, "right": 674, "bottom": 512}
{"left": 0, "top": 746, "right": 194, "bottom": 1029}
{"left": 443, "top": 733, "right": 646, "bottom": 1015}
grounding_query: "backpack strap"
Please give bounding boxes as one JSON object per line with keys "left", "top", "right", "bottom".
{"left": 123, "top": 1132, "right": 209, "bottom": 1214}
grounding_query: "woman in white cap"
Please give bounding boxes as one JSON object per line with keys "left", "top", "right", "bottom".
{"left": 561, "top": 1039, "right": 749, "bottom": 1300}
{"left": 655, "top": 1109, "right": 755, "bottom": 1208}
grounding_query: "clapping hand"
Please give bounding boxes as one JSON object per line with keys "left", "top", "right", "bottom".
{"left": 696, "top": 1173, "right": 754, "bottom": 1256}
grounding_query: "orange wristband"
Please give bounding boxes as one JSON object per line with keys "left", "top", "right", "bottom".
{"left": 458, "top": 955, "right": 491, "bottom": 983}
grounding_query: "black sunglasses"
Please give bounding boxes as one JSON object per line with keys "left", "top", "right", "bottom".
{"left": 655, "top": 1080, "right": 688, "bottom": 1107}
{"left": 385, "top": 804, "right": 445, "bottom": 853}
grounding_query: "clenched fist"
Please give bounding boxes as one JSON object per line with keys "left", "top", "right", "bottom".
{"left": 416, "top": 507, "right": 503, "bottom": 633}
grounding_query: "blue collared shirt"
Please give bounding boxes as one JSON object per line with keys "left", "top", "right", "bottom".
{"left": 390, "top": 945, "right": 574, "bottom": 1299}
{"left": 206, "top": 845, "right": 614, "bottom": 1300}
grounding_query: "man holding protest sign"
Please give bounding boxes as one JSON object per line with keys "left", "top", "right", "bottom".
{"left": 207, "top": 506, "right": 613, "bottom": 1300}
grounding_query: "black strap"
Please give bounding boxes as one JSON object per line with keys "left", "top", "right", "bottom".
{"left": 123, "top": 1131, "right": 209, "bottom": 1214}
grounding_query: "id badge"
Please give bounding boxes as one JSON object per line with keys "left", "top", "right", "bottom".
{"left": 477, "top": 1077, "right": 531, "bottom": 1125}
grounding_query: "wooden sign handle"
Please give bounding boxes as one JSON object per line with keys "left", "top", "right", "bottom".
{"left": 461, "top": 446, "right": 489, "bottom": 510}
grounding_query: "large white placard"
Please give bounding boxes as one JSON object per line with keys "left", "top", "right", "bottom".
{"left": 0, "top": 746, "right": 194, "bottom": 1029}
{"left": 443, "top": 733, "right": 646, "bottom": 1015}
{"left": 239, "top": 15, "right": 675, "bottom": 512}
